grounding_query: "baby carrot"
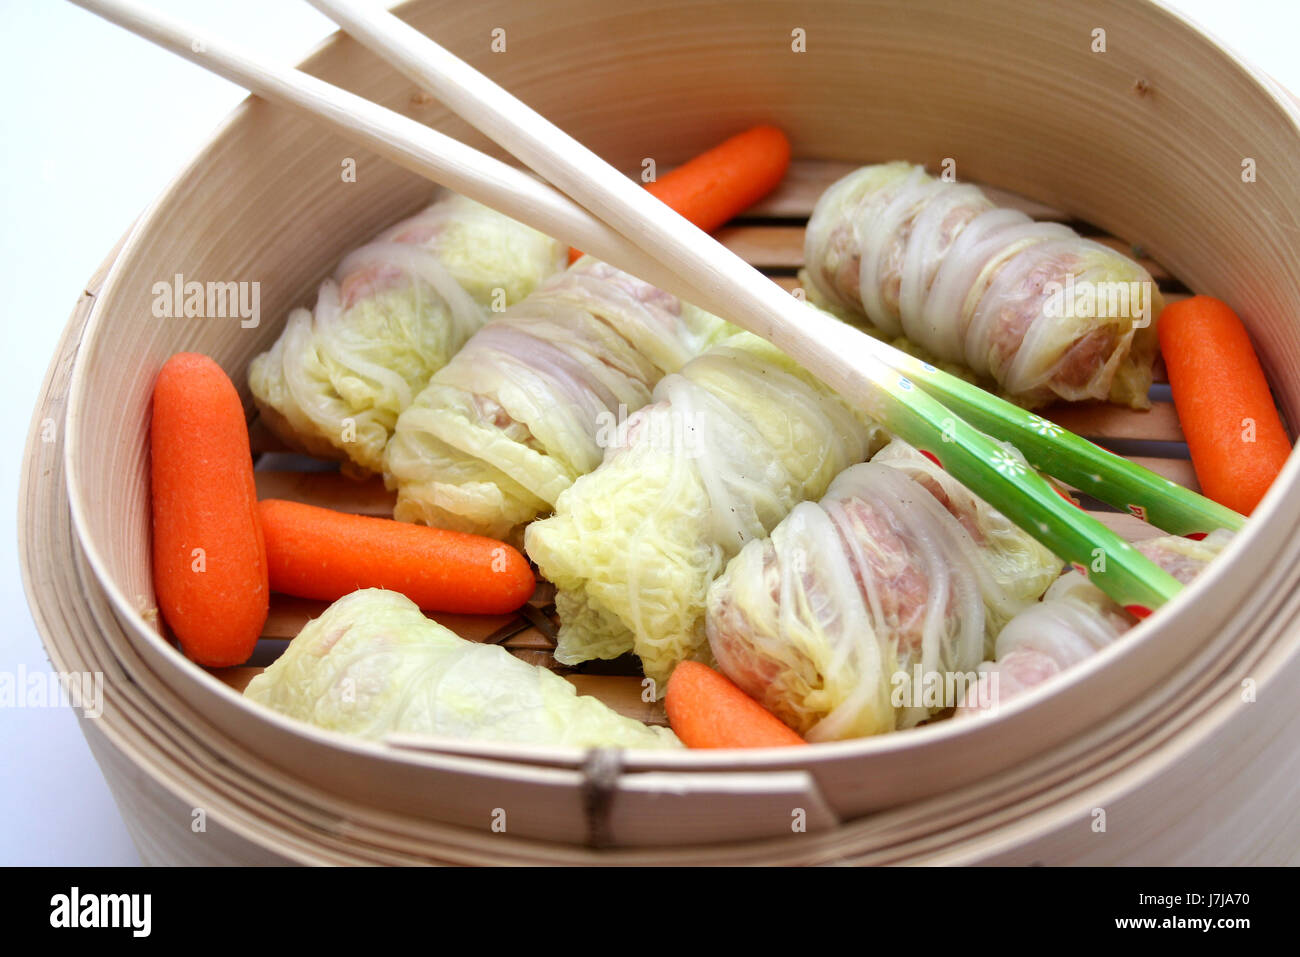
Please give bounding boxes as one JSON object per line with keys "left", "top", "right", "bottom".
{"left": 665, "top": 660, "right": 806, "bottom": 748}
{"left": 258, "top": 499, "right": 535, "bottom": 614}
{"left": 1158, "top": 295, "right": 1292, "bottom": 514}
{"left": 567, "top": 124, "right": 792, "bottom": 263}
{"left": 151, "top": 353, "right": 268, "bottom": 667}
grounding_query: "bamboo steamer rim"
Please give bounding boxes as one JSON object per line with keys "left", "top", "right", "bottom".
{"left": 27, "top": 0, "right": 1300, "bottom": 857}
{"left": 25, "top": 278, "right": 1300, "bottom": 861}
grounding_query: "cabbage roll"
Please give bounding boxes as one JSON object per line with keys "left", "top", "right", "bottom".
{"left": 870, "top": 440, "right": 1062, "bottom": 635}
{"left": 249, "top": 192, "right": 566, "bottom": 474}
{"left": 803, "top": 162, "right": 1161, "bottom": 407}
{"left": 244, "top": 589, "right": 679, "bottom": 749}
{"left": 383, "top": 257, "right": 733, "bottom": 541}
{"left": 957, "top": 529, "right": 1233, "bottom": 715}
{"left": 704, "top": 441, "right": 1062, "bottom": 740}
{"left": 524, "top": 332, "right": 886, "bottom": 694}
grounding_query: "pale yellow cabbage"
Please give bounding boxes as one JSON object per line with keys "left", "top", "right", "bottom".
{"left": 244, "top": 589, "right": 679, "bottom": 749}
{"left": 383, "top": 257, "right": 733, "bottom": 541}
{"left": 705, "top": 443, "right": 1062, "bottom": 741}
{"left": 870, "top": 439, "right": 1063, "bottom": 636}
{"left": 804, "top": 163, "right": 1161, "bottom": 408}
{"left": 249, "top": 192, "right": 565, "bottom": 474}
{"left": 957, "top": 529, "right": 1234, "bottom": 716}
{"left": 525, "top": 332, "right": 886, "bottom": 695}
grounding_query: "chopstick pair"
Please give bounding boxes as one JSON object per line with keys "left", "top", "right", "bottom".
{"left": 68, "top": 0, "right": 1244, "bottom": 614}
{"left": 304, "top": 1, "right": 1245, "bottom": 546}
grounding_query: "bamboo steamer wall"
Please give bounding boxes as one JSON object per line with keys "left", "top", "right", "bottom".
{"left": 21, "top": 0, "right": 1300, "bottom": 862}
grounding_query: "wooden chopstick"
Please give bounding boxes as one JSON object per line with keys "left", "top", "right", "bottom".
{"left": 70, "top": 0, "right": 1200, "bottom": 612}
{"left": 305, "top": 0, "right": 1194, "bottom": 611}
{"left": 308, "top": 2, "right": 1244, "bottom": 541}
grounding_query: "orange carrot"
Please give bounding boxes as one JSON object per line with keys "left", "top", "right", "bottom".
{"left": 1158, "top": 295, "right": 1291, "bottom": 515}
{"left": 258, "top": 499, "right": 535, "bottom": 614}
{"left": 665, "top": 660, "right": 806, "bottom": 748}
{"left": 151, "top": 353, "right": 268, "bottom": 667}
{"left": 567, "top": 125, "right": 792, "bottom": 263}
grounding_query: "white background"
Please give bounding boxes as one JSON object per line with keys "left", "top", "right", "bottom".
{"left": 1, "top": 0, "right": 1295, "bottom": 865}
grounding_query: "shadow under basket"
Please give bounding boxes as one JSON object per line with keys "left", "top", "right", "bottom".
{"left": 21, "top": 0, "right": 1300, "bottom": 863}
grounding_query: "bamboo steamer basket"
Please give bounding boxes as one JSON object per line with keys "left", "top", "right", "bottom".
{"left": 21, "top": 0, "right": 1300, "bottom": 863}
